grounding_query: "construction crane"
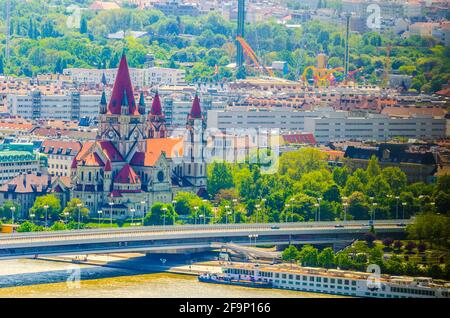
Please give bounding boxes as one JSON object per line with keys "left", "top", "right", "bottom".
{"left": 236, "top": 36, "right": 275, "bottom": 77}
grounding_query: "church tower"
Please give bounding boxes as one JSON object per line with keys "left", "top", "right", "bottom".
{"left": 147, "top": 92, "right": 167, "bottom": 139}
{"left": 183, "top": 94, "right": 207, "bottom": 189}
{"left": 97, "top": 54, "right": 146, "bottom": 159}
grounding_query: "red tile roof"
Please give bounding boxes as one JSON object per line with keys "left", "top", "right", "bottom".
{"left": 107, "top": 54, "right": 139, "bottom": 116}
{"left": 130, "top": 138, "right": 183, "bottom": 167}
{"left": 81, "top": 152, "right": 105, "bottom": 167}
{"left": 41, "top": 140, "right": 82, "bottom": 156}
{"left": 114, "top": 164, "right": 140, "bottom": 184}
{"left": 282, "top": 133, "right": 316, "bottom": 145}
{"left": 0, "top": 173, "right": 50, "bottom": 194}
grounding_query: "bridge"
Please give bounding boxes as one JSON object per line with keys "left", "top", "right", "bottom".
{"left": 0, "top": 220, "right": 411, "bottom": 260}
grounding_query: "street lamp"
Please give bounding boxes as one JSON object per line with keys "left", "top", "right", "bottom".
{"left": 130, "top": 208, "right": 136, "bottom": 226}
{"left": 193, "top": 206, "right": 199, "bottom": 225}
{"left": 43, "top": 204, "right": 49, "bottom": 228}
{"left": 108, "top": 200, "right": 114, "bottom": 226}
{"left": 255, "top": 204, "right": 260, "bottom": 223}
{"left": 226, "top": 211, "right": 232, "bottom": 224}
{"left": 317, "top": 197, "right": 322, "bottom": 221}
{"left": 141, "top": 200, "right": 147, "bottom": 225}
{"left": 10, "top": 206, "right": 15, "bottom": 225}
{"left": 372, "top": 202, "right": 378, "bottom": 222}
{"left": 248, "top": 234, "right": 259, "bottom": 246}
{"left": 224, "top": 205, "right": 230, "bottom": 224}
{"left": 30, "top": 213, "right": 35, "bottom": 223}
{"left": 202, "top": 199, "right": 208, "bottom": 224}
{"left": 314, "top": 203, "right": 319, "bottom": 222}
{"left": 97, "top": 210, "right": 103, "bottom": 226}
{"left": 162, "top": 207, "right": 167, "bottom": 227}
{"left": 199, "top": 214, "right": 205, "bottom": 225}
{"left": 342, "top": 196, "right": 348, "bottom": 222}
{"left": 172, "top": 200, "right": 177, "bottom": 225}
{"left": 290, "top": 198, "right": 295, "bottom": 222}
{"left": 402, "top": 202, "right": 407, "bottom": 220}
{"left": 63, "top": 211, "right": 69, "bottom": 224}
{"left": 76, "top": 203, "right": 82, "bottom": 230}
{"left": 285, "top": 204, "right": 290, "bottom": 223}
{"left": 395, "top": 196, "right": 400, "bottom": 219}
{"left": 232, "top": 199, "right": 237, "bottom": 223}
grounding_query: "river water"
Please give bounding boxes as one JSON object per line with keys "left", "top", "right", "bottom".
{"left": 0, "top": 259, "right": 340, "bottom": 298}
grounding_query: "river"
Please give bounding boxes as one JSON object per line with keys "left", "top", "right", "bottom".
{"left": 0, "top": 258, "right": 341, "bottom": 298}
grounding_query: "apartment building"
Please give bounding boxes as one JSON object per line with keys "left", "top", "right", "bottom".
{"left": 63, "top": 66, "right": 186, "bottom": 87}
{"left": 7, "top": 90, "right": 101, "bottom": 120}
{"left": 0, "top": 150, "right": 40, "bottom": 185}
{"left": 39, "top": 140, "right": 82, "bottom": 177}
{"left": 304, "top": 112, "right": 447, "bottom": 144}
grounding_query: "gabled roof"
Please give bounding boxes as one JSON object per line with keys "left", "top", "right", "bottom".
{"left": 114, "top": 164, "right": 141, "bottom": 184}
{"left": 81, "top": 152, "right": 105, "bottom": 167}
{"left": 76, "top": 141, "right": 123, "bottom": 163}
{"left": 41, "top": 140, "right": 82, "bottom": 156}
{"left": 107, "top": 54, "right": 139, "bottom": 116}
{"left": 131, "top": 138, "right": 183, "bottom": 167}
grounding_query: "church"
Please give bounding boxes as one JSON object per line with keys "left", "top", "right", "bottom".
{"left": 70, "top": 54, "right": 207, "bottom": 219}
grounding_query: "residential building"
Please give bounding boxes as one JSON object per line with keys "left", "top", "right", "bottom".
{"left": 39, "top": 140, "right": 83, "bottom": 177}
{"left": 7, "top": 91, "right": 101, "bottom": 120}
{"left": 344, "top": 143, "right": 438, "bottom": 183}
{"left": 0, "top": 149, "right": 40, "bottom": 185}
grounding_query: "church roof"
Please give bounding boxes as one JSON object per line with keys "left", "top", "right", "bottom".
{"left": 150, "top": 92, "right": 162, "bottom": 116}
{"left": 105, "top": 160, "right": 112, "bottom": 171}
{"left": 81, "top": 152, "right": 105, "bottom": 167}
{"left": 189, "top": 94, "right": 202, "bottom": 119}
{"left": 130, "top": 137, "right": 183, "bottom": 167}
{"left": 107, "top": 54, "right": 139, "bottom": 116}
{"left": 114, "top": 164, "right": 141, "bottom": 184}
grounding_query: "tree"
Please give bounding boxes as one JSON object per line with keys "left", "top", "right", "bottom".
{"left": 50, "top": 221, "right": 67, "bottom": 231}
{"left": 407, "top": 212, "right": 450, "bottom": 247}
{"left": 318, "top": 247, "right": 335, "bottom": 268}
{"left": 323, "top": 184, "right": 341, "bottom": 203}
{"left": 367, "top": 155, "right": 381, "bottom": 179}
{"left": 0, "top": 200, "right": 21, "bottom": 221}
{"left": 382, "top": 167, "right": 407, "bottom": 195}
{"left": 29, "top": 194, "right": 61, "bottom": 222}
{"left": 298, "top": 245, "right": 319, "bottom": 267}
{"left": 61, "top": 198, "right": 89, "bottom": 222}
{"left": 80, "top": 16, "right": 88, "bottom": 34}
{"left": 207, "top": 162, "right": 234, "bottom": 198}
{"left": 0, "top": 56, "right": 4, "bottom": 75}
{"left": 279, "top": 148, "right": 327, "bottom": 181}
{"left": 347, "top": 192, "right": 370, "bottom": 220}
{"left": 282, "top": 245, "right": 300, "bottom": 262}
{"left": 334, "top": 251, "right": 353, "bottom": 270}
{"left": 144, "top": 203, "right": 177, "bottom": 226}
{"left": 17, "top": 221, "right": 37, "bottom": 232}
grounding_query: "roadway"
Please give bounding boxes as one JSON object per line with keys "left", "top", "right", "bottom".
{"left": 0, "top": 220, "right": 411, "bottom": 259}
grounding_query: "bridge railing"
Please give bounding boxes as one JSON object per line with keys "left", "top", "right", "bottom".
{"left": 0, "top": 219, "right": 411, "bottom": 241}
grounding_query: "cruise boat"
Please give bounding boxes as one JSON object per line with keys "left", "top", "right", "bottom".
{"left": 198, "top": 273, "right": 273, "bottom": 289}
{"left": 220, "top": 263, "right": 450, "bottom": 298}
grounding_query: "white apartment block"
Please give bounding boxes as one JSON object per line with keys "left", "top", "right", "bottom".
{"left": 0, "top": 150, "right": 40, "bottom": 185}
{"left": 63, "top": 67, "right": 186, "bottom": 87}
{"left": 206, "top": 107, "right": 331, "bottom": 131}
{"left": 7, "top": 91, "right": 101, "bottom": 120}
{"left": 304, "top": 112, "right": 447, "bottom": 144}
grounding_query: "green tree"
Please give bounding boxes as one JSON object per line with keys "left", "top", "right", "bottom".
{"left": 80, "top": 16, "right": 88, "bottom": 34}
{"left": 29, "top": 194, "right": 61, "bottom": 222}
{"left": 367, "top": 155, "right": 381, "bottom": 179}
{"left": 382, "top": 167, "right": 407, "bottom": 195}
{"left": 207, "top": 162, "right": 234, "bottom": 198}
{"left": 61, "top": 198, "right": 89, "bottom": 222}
{"left": 407, "top": 212, "right": 450, "bottom": 247}
{"left": 282, "top": 245, "right": 300, "bottom": 262}
{"left": 144, "top": 202, "right": 177, "bottom": 226}
{"left": 298, "top": 245, "right": 319, "bottom": 267}
{"left": 318, "top": 247, "right": 335, "bottom": 268}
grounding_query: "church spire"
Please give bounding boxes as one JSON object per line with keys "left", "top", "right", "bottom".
{"left": 138, "top": 91, "right": 146, "bottom": 115}
{"left": 189, "top": 93, "right": 202, "bottom": 119}
{"left": 150, "top": 91, "right": 162, "bottom": 116}
{"left": 107, "top": 54, "right": 139, "bottom": 115}
{"left": 147, "top": 92, "right": 167, "bottom": 139}
{"left": 99, "top": 90, "right": 107, "bottom": 114}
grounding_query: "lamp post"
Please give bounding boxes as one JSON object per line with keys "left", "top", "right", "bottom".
{"left": 63, "top": 211, "right": 69, "bottom": 224}
{"left": 342, "top": 196, "right": 348, "bottom": 222}
{"left": 30, "top": 213, "right": 35, "bottom": 223}
{"left": 290, "top": 198, "right": 295, "bottom": 222}
{"left": 402, "top": 202, "right": 407, "bottom": 220}
{"left": 141, "top": 200, "right": 147, "bottom": 225}
{"left": 255, "top": 204, "right": 260, "bottom": 223}
{"left": 97, "top": 210, "right": 102, "bottom": 226}
{"left": 108, "top": 200, "right": 114, "bottom": 226}
{"left": 130, "top": 208, "right": 136, "bottom": 226}
{"left": 194, "top": 206, "right": 199, "bottom": 225}
{"left": 314, "top": 203, "right": 319, "bottom": 222}
{"left": 285, "top": 204, "right": 290, "bottom": 223}
{"left": 202, "top": 199, "right": 208, "bottom": 224}
{"left": 172, "top": 200, "right": 177, "bottom": 225}
{"left": 224, "top": 205, "right": 230, "bottom": 224}
{"left": 317, "top": 197, "right": 322, "bottom": 221}
{"left": 395, "top": 196, "right": 400, "bottom": 219}
{"left": 10, "top": 206, "right": 15, "bottom": 225}
{"left": 76, "top": 203, "right": 82, "bottom": 230}
{"left": 372, "top": 202, "right": 378, "bottom": 222}
{"left": 44, "top": 204, "right": 49, "bottom": 229}
{"left": 162, "top": 207, "right": 167, "bottom": 227}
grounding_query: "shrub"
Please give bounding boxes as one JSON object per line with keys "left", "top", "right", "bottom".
{"left": 393, "top": 240, "right": 403, "bottom": 250}
{"left": 364, "top": 232, "right": 376, "bottom": 247}
{"left": 382, "top": 238, "right": 394, "bottom": 248}
{"left": 405, "top": 241, "right": 416, "bottom": 253}
{"left": 417, "top": 242, "right": 427, "bottom": 253}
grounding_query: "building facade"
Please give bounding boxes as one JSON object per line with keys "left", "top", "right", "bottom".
{"left": 40, "top": 140, "right": 82, "bottom": 177}
{"left": 71, "top": 54, "right": 206, "bottom": 219}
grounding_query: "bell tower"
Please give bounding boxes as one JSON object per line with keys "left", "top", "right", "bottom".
{"left": 183, "top": 93, "right": 206, "bottom": 189}
{"left": 147, "top": 92, "right": 167, "bottom": 139}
